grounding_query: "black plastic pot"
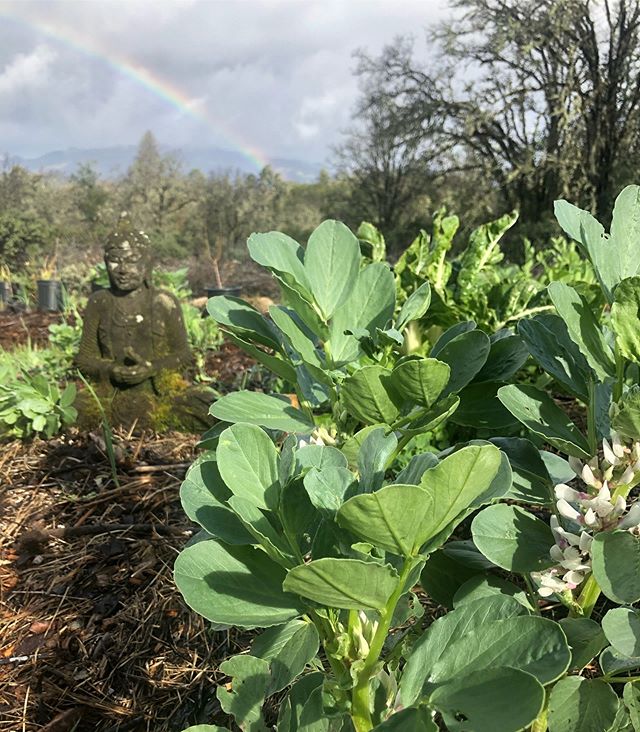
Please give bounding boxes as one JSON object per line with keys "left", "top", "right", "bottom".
{"left": 0, "top": 281, "right": 11, "bottom": 309}
{"left": 37, "top": 279, "right": 63, "bottom": 312}
{"left": 206, "top": 285, "right": 241, "bottom": 298}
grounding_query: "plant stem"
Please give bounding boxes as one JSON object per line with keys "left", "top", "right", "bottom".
{"left": 586, "top": 378, "right": 598, "bottom": 457}
{"left": 523, "top": 574, "right": 542, "bottom": 615}
{"left": 604, "top": 676, "right": 640, "bottom": 684}
{"left": 350, "top": 558, "right": 416, "bottom": 732}
{"left": 385, "top": 433, "right": 414, "bottom": 470}
{"left": 614, "top": 342, "right": 625, "bottom": 403}
{"left": 573, "top": 573, "right": 601, "bottom": 618}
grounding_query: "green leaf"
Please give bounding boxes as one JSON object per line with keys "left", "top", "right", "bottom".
{"left": 269, "top": 305, "right": 325, "bottom": 369}
{"left": 429, "top": 667, "right": 544, "bottom": 732}
{"left": 227, "top": 496, "right": 290, "bottom": 563}
{"left": 613, "top": 277, "right": 640, "bottom": 364}
{"left": 518, "top": 314, "right": 593, "bottom": 400}
{"left": 341, "top": 424, "right": 385, "bottom": 469}
{"left": 624, "top": 683, "right": 640, "bottom": 731}
{"left": 430, "top": 321, "right": 476, "bottom": 356}
{"left": 389, "top": 358, "right": 450, "bottom": 408}
{"left": 60, "top": 382, "right": 76, "bottom": 408}
{"left": 373, "top": 708, "right": 437, "bottom": 731}
{"left": 434, "top": 329, "right": 491, "bottom": 395}
{"left": 471, "top": 504, "right": 554, "bottom": 573}
{"left": 453, "top": 574, "right": 532, "bottom": 611}
{"left": 400, "top": 595, "right": 528, "bottom": 705}
{"left": 282, "top": 558, "right": 398, "bottom": 610}
{"left": 613, "top": 386, "right": 640, "bottom": 440}
{"left": 474, "top": 333, "right": 529, "bottom": 382}
{"left": 451, "top": 381, "right": 520, "bottom": 430}
{"left": 559, "top": 617, "right": 608, "bottom": 671}
{"left": 304, "top": 220, "right": 361, "bottom": 319}
{"left": 498, "top": 384, "right": 591, "bottom": 458}
{"left": 393, "top": 452, "right": 439, "bottom": 485}
{"left": 174, "top": 539, "right": 303, "bottom": 628}
{"left": 549, "top": 281, "right": 615, "bottom": 380}
{"left": 277, "top": 673, "right": 324, "bottom": 732}
{"left": 330, "top": 262, "right": 396, "bottom": 365}
{"left": 592, "top": 531, "right": 640, "bottom": 604}
{"left": 396, "top": 282, "right": 432, "bottom": 331}
{"left": 601, "top": 646, "right": 640, "bottom": 676}
{"left": 216, "top": 424, "right": 280, "bottom": 511}
{"left": 548, "top": 676, "right": 619, "bottom": 732}
{"left": 603, "top": 609, "right": 640, "bottom": 658}
{"left": 357, "top": 426, "right": 397, "bottom": 492}
{"left": 180, "top": 460, "right": 253, "bottom": 544}
{"left": 402, "top": 393, "right": 460, "bottom": 435}
{"left": 420, "top": 550, "right": 479, "bottom": 609}
{"left": 225, "top": 332, "right": 297, "bottom": 383}
{"left": 295, "top": 445, "right": 348, "bottom": 473}
{"left": 251, "top": 619, "right": 319, "bottom": 694}
{"left": 182, "top": 726, "right": 231, "bottom": 732}
{"left": 247, "top": 231, "right": 312, "bottom": 297}
{"left": 216, "top": 654, "right": 270, "bottom": 732}
{"left": 207, "top": 296, "right": 279, "bottom": 349}
{"left": 490, "top": 437, "right": 553, "bottom": 505}
{"left": 304, "top": 466, "right": 357, "bottom": 517}
{"left": 341, "top": 445, "right": 502, "bottom": 557}
{"left": 211, "top": 391, "right": 314, "bottom": 433}
{"left": 428, "top": 615, "right": 570, "bottom": 687}
{"left": 341, "top": 366, "right": 399, "bottom": 424}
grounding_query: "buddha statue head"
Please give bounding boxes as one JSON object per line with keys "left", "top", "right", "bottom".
{"left": 104, "top": 214, "right": 152, "bottom": 293}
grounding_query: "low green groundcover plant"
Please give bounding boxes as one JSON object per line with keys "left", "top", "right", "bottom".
{"left": 176, "top": 189, "right": 640, "bottom": 731}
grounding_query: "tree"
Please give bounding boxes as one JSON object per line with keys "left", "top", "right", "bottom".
{"left": 349, "top": 0, "right": 640, "bottom": 232}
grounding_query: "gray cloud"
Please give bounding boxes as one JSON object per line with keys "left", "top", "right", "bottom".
{"left": 0, "top": 0, "right": 447, "bottom": 165}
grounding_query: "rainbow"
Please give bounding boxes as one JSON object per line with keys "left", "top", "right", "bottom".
{"left": 0, "top": 10, "right": 270, "bottom": 172}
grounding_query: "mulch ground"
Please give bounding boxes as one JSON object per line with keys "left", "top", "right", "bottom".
{"left": 0, "top": 311, "right": 66, "bottom": 350}
{"left": 0, "top": 431, "right": 250, "bottom": 732}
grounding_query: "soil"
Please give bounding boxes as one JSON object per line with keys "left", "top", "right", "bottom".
{"left": 0, "top": 431, "right": 250, "bottom": 732}
{"left": 0, "top": 311, "right": 69, "bottom": 350}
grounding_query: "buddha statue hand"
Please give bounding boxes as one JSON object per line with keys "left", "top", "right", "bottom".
{"left": 110, "top": 346, "right": 156, "bottom": 386}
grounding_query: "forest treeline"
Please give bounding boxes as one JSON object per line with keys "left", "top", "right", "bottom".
{"left": 4, "top": 0, "right": 640, "bottom": 280}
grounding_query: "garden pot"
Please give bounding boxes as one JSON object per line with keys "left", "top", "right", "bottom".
{"left": 37, "top": 279, "right": 63, "bottom": 312}
{"left": 206, "top": 285, "right": 241, "bottom": 299}
{"left": 0, "top": 281, "right": 10, "bottom": 310}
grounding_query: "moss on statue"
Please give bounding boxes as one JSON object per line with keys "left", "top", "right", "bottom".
{"left": 75, "top": 216, "right": 215, "bottom": 433}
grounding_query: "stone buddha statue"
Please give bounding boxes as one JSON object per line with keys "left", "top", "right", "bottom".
{"left": 76, "top": 217, "right": 212, "bottom": 431}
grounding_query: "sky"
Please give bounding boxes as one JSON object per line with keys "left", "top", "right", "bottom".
{"left": 0, "top": 0, "right": 447, "bottom": 169}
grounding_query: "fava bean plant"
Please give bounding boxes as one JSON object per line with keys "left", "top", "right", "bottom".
{"left": 175, "top": 196, "right": 640, "bottom": 732}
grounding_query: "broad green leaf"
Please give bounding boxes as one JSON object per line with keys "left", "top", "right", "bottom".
{"left": 341, "top": 366, "right": 399, "bottom": 425}
{"left": 216, "top": 424, "right": 279, "bottom": 511}
{"left": 211, "top": 391, "right": 314, "bottom": 433}
{"left": 341, "top": 424, "right": 384, "bottom": 469}
{"left": 402, "top": 393, "right": 460, "bottom": 435}
{"left": 304, "top": 466, "right": 357, "bottom": 517}
{"left": 435, "top": 329, "right": 491, "bottom": 395}
{"left": 207, "top": 295, "right": 279, "bottom": 349}
{"left": 451, "top": 381, "right": 520, "bottom": 430}
{"left": 340, "top": 445, "right": 501, "bottom": 558}
{"left": 282, "top": 558, "right": 398, "bottom": 610}
{"left": 180, "top": 460, "right": 253, "bottom": 544}
{"left": 216, "top": 655, "right": 270, "bottom": 732}
{"left": 474, "top": 333, "right": 529, "bottom": 382}
{"left": 498, "top": 384, "right": 591, "bottom": 458}
{"left": 393, "top": 452, "right": 439, "bottom": 485}
{"left": 624, "top": 683, "right": 640, "bottom": 731}
{"left": 297, "top": 685, "right": 332, "bottom": 732}
{"left": 472, "top": 504, "right": 554, "bottom": 573}
{"left": 227, "top": 496, "right": 290, "bottom": 563}
{"left": 295, "top": 445, "right": 348, "bottom": 473}
{"left": 548, "top": 676, "right": 619, "bottom": 732}
{"left": 430, "top": 321, "right": 477, "bottom": 357}
{"left": 277, "top": 673, "right": 324, "bottom": 732}
{"left": 182, "top": 726, "right": 231, "bottom": 732}
{"left": 549, "top": 281, "right": 615, "bottom": 380}
{"left": 428, "top": 615, "right": 570, "bottom": 686}
{"left": 452, "top": 574, "right": 532, "bottom": 611}
{"left": 248, "top": 231, "right": 311, "bottom": 297}
{"left": 174, "top": 539, "right": 303, "bottom": 628}
{"left": 396, "top": 282, "right": 432, "bottom": 331}
{"left": 592, "top": 531, "right": 640, "bottom": 604}
{"left": 60, "top": 383, "right": 76, "bottom": 408}
{"left": 269, "top": 305, "right": 325, "bottom": 369}
{"left": 614, "top": 386, "right": 640, "bottom": 440}
{"left": 278, "top": 275, "right": 327, "bottom": 338}
{"left": 373, "top": 708, "right": 437, "bottom": 731}
{"left": 420, "top": 550, "right": 479, "bottom": 609}
{"left": 601, "top": 646, "right": 640, "bottom": 676}
{"left": 603, "top": 608, "right": 640, "bottom": 658}
{"left": 251, "top": 619, "right": 319, "bottom": 694}
{"left": 225, "top": 332, "right": 297, "bottom": 383}
{"left": 304, "top": 220, "right": 361, "bottom": 320}
{"left": 357, "top": 220, "right": 386, "bottom": 261}
{"left": 559, "top": 617, "right": 608, "bottom": 671}
{"left": 444, "top": 540, "right": 496, "bottom": 570}
{"left": 390, "top": 358, "right": 450, "bottom": 408}
{"left": 518, "top": 314, "right": 593, "bottom": 400}
{"left": 357, "top": 426, "right": 397, "bottom": 492}
{"left": 613, "top": 277, "right": 640, "bottom": 364}
{"left": 330, "top": 262, "right": 396, "bottom": 365}
{"left": 429, "top": 667, "right": 544, "bottom": 732}
{"left": 400, "top": 595, "right": 528, "bottom": 705}
{"left": 490, "top": 437, "right": 553, "bottom": 505}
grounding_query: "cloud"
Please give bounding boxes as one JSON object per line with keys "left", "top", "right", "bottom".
{"left": 0, "top": 0, "right": 448, "bottom": 163}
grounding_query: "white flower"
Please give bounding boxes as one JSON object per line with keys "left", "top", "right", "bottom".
{"left": 612, "top": 433, "right": 625, "bottom": 459}
{"left": 557, "top": 498, "right": 582, "bottom": 522}
{"left": 535, "top": 572, "right": 569, "bottom": 597}
{"left": 620, "top": 465, "right": 636, "bottom": 485}
{"left": 603, "top": 438, "right": 621, "bottom": 466}
{"left": 583, "top": 483, "right": 614, "bottom": 518}
{"left": 582, "top": 463, "right": 600, "bottom": 488}
{"left": 619, "top": 502, "right": 640, "bottom": 530}
{"left": 563, "top": 569, "right": 588, "bottom": 588}
{"left": 584, "top": 508, "right": 599, "bottom": 527}
{"left": 555, "top": 483, "right": 581, "bottom": 502}
{"left": 579, "top": 532, "right": 593, "bottom": 552}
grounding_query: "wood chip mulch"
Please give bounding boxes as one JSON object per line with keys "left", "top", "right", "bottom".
{"left": 0, "top": 430, "right": 249, "bottom": 732}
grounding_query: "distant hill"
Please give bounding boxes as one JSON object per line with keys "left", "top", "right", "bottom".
{"left": 8, "top": 145, "right": 325, "bottom": 183}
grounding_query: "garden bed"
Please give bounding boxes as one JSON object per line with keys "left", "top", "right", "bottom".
{"left": 0, "top": 431, "right": 249, "bottom": 732}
